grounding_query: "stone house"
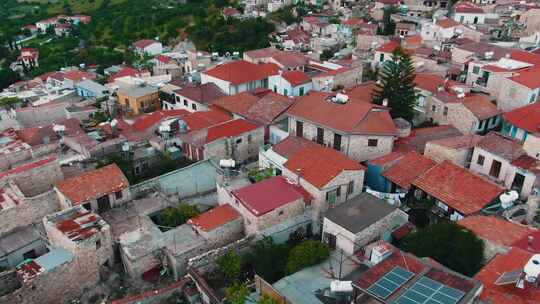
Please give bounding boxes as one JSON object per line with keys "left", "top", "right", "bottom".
{"left": 167, "top": 83, "right": 226, "bottom": 112}
{"left": 458, "top": 215, "right": 534, "bottom": 261}
{"left": 55, "top": 164, "right": 130, "bottom": 214}
{"left": 200, "top": 60, "right": 278, "bottom": 95}
{"left": 268, "top": 70, "right": 312, "bottom": 97}
{"left": 285, "top": 91, "right": 398, "bottom": 162}
{"left": 0, "top": 226, "right": 48, "bottom": 270}
{"left": 413, "top": 73, "right": 455, "bottom": 121}
{"left": 502, "top": 101, "right": 540, "bottom": 141}
{"left": 133, "top": 39, "right": 163, "bottom": 56}
{"left": 311, "top": 66, "right": 362, "bottom": 92}
{"left": 496, "top": 67, "right": 540, "bottom": 112}
{"left": 426, "top": 91, "right": 501, "bottom": 134}
{"left": 228, "top": 176, "right": 312, "bottom": 235}
{"left": 322, "top": 193, "right": 409, "bottom": 255}
{"left": 178, "top": 119, "right": 264, "bottom": 163}
{"left": 373, "top": 41, "right": 401, "bottom": 68}
{"left": 424, "top": 134, "right": 482, "bottom": 166}
{"left": 378, "top": 151, "right": 437, "bottom": 193}
{"left": 187, "top": 204, "right": 243, "bottom": 245}
{"left": 117, "top": 85, "right": 160, "bottom": 116}
{"left": 412, "top": 160, "right": 504, "bottom": 221}
{"left": 452, "top": 2, "right": 487, "bottom": 25}
{"left": 420, "top": 18, "right": 460, "bottom": 43}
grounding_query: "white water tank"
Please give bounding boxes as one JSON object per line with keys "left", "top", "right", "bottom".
{"left": 524, "top": 254, "right": 540, "bottom": 283}
{"left": 330, "top": 280, "right": 353, "bottom": 293}
{"left": 219, "top": 159, "right": 235, "bottom": 168}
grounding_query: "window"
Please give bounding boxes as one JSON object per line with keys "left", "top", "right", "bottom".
{"left": 347, "top": 181, "right": 354, "bottom": 195}
{"left": 296, "top": 121, "right": 303, "bottom": 137}
{"left": 530, "top": 93, "right": 537, "bottom": 103}
{"left": 477, "top": 154, "right": 485, "bottom": 165}
{"left": 184, "top": 99, "right": 188, "bottom": 106}
{"left": 380, "top": 53, "right": 385, "bottom": 62}
{"left": 443, "top": 106, "right": 448, "bottom": 116}
{"left": 431, "top": 105, "right": 436, "bottom": 112}
{"left": 333, "top": 133, "right": 342, "bottom": 151}
{"left": 192, "top": 103, "right": 197, "bottom": 110}
{"left": 247, "top": 134, "right": 252, "bottom": 143}
{"left": 299, "top": 87, "right": 305, "bottom": 96}
{"left": 115, "top": 191, "right": 123, "bottom": 200}
{"left": 316, "top": 127, "right": 324, "bottom": 144}
{"left": 284, "top": 89, "right": 288, "bottom": 96}
{"left": 472, "top": 66, "right": 480, "bottom": 75}
{"left": 368, "top": 139, "right": 378, "bottom": 147}
{"left": 175, "top": 95, "right": 180, "bottom": 103}
{"left": 278, "top": 210, "right": 284, "bottom": 216}
{"left": 336, "top": 186, "right": 341, "bottom": 197}
{"left": 274, "top": 85, "right": 277, "bottom": 93}
{"left": 236, "top": 138, "right": 242, "bottom": 144}
{"left": 83, "top": 203, "right": 92, "bottom": 211}
{"left": 490, "top": 160, "right": 502, "bottom": 178}
{"left": 96, "top": 239, "right": 101, "bottom": 250}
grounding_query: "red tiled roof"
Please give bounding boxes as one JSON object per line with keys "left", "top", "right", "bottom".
{"left": 175, "top": 83, "right": 226, "bottom": 104}
{"left": 511, "top": 155, "right": 540, "bottom": 174}
{"left": 62, "top": 70, "right": 96, "bottom": 82}
{"left": 223, "top": 7, "right": 240, "bottom": 16}
{"left": 270, "top": 52, "right": 310, "bottom": 69}
{"left": 513, "top": 230, "right": 540, "bottom": 253}
{"left": 156, "top": 55, "right": 172, "bottom": 64}
{"left": 188, "top": 204, "right": 240, "bottom": 231}
{"left": 504, "top": 102, "right": 540, "bottom": 133}
{"left": 56, "top": 209, "right": 103, "bottom": 241}
{"left": 510, "top": 50, "right": 540, "bottom": 66}
{"left": 458, "top": 216, "right": 533, "bottom": 247}
{"left": 203, "top": 60, "right": 279, "bottom": 85}
{"left": 181, "top": 110, "right": 232, "bottom": 131}
{"left": 281, "top": 70, "right": 311, "bottom": 86}
{"left": 131, "top": 110, "right": 190, "bottom": 132}
{"left": 16, "top": 118, "right": 84, "bottom": 146}
{"left": 370, "top": 151, "right": 405, "bottom": 165}
{"left": 272, "top": 136, "right": 320, "bottom": 159}
{"left": 205, "top": 119, "right": 260, "bottom": 143}
{"left": 56, "top": 164, "right": 129, "bottom": 204}
{"left": 404, "top": 35, "right": 422, "bottom": 46}
{"left": 344, "top": 81, "right": 377, "bottom": 103}
{"left": 476, "top": 132, "right": 525, "bottom": 161}
{"left": 395, "top": 125, "right": 463, "bottom": 153}
{"left": 284, "top": 146, "right": 365, "bottom": 188}
{"left": 436, "top": 18, "right": 460, "bottom": 28}
{"left": 454, "top": 2, "right": 484, "bottom": 13}
{"left": 109, "top": 67, "right": 141, "bottom": 82}
{"left": 413, "top": 160, "right": 504, "bottom": 215}
{"left": 475, "top": 247, "right": 540, "bottom": 304}
{"left": 212, "top": 92, "right": 260, "bottom": 115}
{"left": 133, "top": 39, "right": 159, "bottom": 49}
{"left": 244, "top": 47, "right": 284, "bottom": 60}
{"left": 415, "top": 74, "right": 456, "bottom": 94}
{"left": 509, "top": 67, "right": 540, "bottom": 89}
{"left": 232, "top": 176, "right": 310, "bottom": 216}
{"left": 0, "top": 156, "right": 57, "bottom": 180}
{"left": 343, "top": 18, "right": 365, "bottom": 27}
{"left": 427, "top": 134, "right": 482, "bottom": 149}
{"left": 286, "top": 91, "right": 397, "bottom": 135}
{"left": 382, "top": 151, "right": 436, "bottom": 190}
{"left": 461, "top": 95, "right": 501, "bottom": 120}
{"left": 375, "top": 41, "right": 401, "bottom": 53}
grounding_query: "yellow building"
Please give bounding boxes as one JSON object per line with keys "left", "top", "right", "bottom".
{"left": 117, "top": 85, "right": 160, "bottom": 115}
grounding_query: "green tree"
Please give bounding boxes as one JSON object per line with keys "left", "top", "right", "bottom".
{"left": 227, "top": 282, "right": 250, "bottom": 304}
{"left": 402, "top": 222, "right": 485, "bottom": 276}
{"left": 378, "top": 6, "right": 398, "bottom": 35}
{"left": 161, "top": 204, "right": 200, "bottom": 228}
{"left": 286, "top": 241, "right": 330, "bottom": 274}
{"left": 371, "top": 47, "right": 417, "bottom": 122}
{"left": 243, "top": 237, "right": 290, "bottom": 283}
{"left": 217, "top": 251, "right": 243, "bottom": 284}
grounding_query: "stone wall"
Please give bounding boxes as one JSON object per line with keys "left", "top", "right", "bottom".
{"left": 204, "top": 127, "right": 265, "bottom": 164}
{"left": 15, "top": 100, "right": 73, "bottom": 128}
{"left": 9, "top": 158, "right": 63, "bottom": 196}
{"left": 0, "top": 187, "right": 61, "bottom": 236}
{"left": 0, "top": 270, "right": 21, "bottom": 297}
{"left": 424, "top": 142, "right": 470, "bottom": 166}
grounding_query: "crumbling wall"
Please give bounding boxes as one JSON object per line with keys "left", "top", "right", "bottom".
{"left": 0, "top": 270, "right": 21, "bottom": 297}
{"left": 187, "top": 235, "right": 254, "bottom": 274}
{"left": 10, "top": 158, "right": 63, "bottom": 197}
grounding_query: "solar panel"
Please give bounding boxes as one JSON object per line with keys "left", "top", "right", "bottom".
{"left": 495, "top": 270, "right": 523, "bottom": 286}
{"left": 394, "top": 276, "right": 466, "bottom": 304}
{"left": 367, "top": 266, "right": 415, "bottom": 299}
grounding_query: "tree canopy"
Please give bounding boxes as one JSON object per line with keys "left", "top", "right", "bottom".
{"left": 401, "top": 222, "right": 485, "bottom": 276}
{"left": 286, "top": 240, "right": 330, "bottom": 274}
{"left": 372, "top": 47, "right": 417, "bottom": 122}
{"left": 217, "top": 251, "right": 243, "bottom": 284}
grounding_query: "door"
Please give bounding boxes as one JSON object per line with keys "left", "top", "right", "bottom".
{"left": 316, "top": 127, "right": 324, "bottom": 144}
{"left": 325, "top": 233, "right": 337, "bottom": 250}
{"left": 333, "top": 133, "right": 342, "bottom": 151}
{"left": 326, "top": 190, "right": 337, "bottom": 206}
{"left": 511, "top": 172, "right": 525, "bottom": 194}
{"left": 489, "top": 160, "right": 502, "bottom": 178}
{"left": 97, "top": 195, "right": 111, "bottom": 213}
{"left": 296, "top": 121, "right": 303, "bottom": 138}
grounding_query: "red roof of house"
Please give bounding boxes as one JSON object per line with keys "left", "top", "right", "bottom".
{"left": 427, "top": 134, "right": 482, "bottom": 149}
{"left": 281, "top": 70, "right": 311, "bottom": 86}
{"left": 205, "top": 119, "right": 260, "bottom": 143}
{"left": 16, "top": 118, "right": 84, "bottom": 146}
{"left": 510, "top": 50, "right": 540, "bottom": 66}
{"left": 504, "top": 102, "right": 540, "bottom": 133}
{"left": 476, "top": 132, "right": 525, "bottom": 161}
{"left": 436, "top": 18, "right": 460, "bottom": 28}
{"left": 62, "top": 70, "right": 96, "bottom": 82}
{"left": 174, "top": 83, "right": 226, "bottom": 104}
{"left": 223, "top": 7, "right": 240, "bottom": 16}
{"left": 286, "top": 91, "right": 397, "bottom": 135}
{"left": 270, "top": 52, "right": 310, "bottom": 69}
{"left": 458, "top": 216, "right": 533, "bottom": 247}
{"left": 395, "top": 125, "right": 463, "bottom": 153}
{"left": 343, "top": 18, "right": 365, "bottom": 27}
{"left": 344, "top": 82, "right": 377, "bottom": 103}
{"left": 212, "top": 92, "right": 260, "bottom": 115}
{"left": 511, "top": 155, "right": 540, "bottom": 174}
{"left": 55, "top": 209, "right": 103, "bottom": 241}
{"left": 156, "top": 55, "right": 172, "bottom": 64}
{"left": 370, "top": 151, "right": 406, "bottom": 166}
{"left": 413, "top": 160, "right": 504, "bottom": 215}
{"left": 203, "top": 60, "right": 279, "bottom": 85}
{"left": 181, "top": 110, "right": 232, "bottom": 131}
{"left": 133, "top": 39, "right": 159, "bottom": 49}
{"left": 475, "top": 247, "right": 540, "bottom": 304}
{"left": 244, "top": 47, "right": 284, "bottom": 60}
{"left": 284, "top": 146, "right": 365, "bottom": 189}
{"left": 56, "top": 164, "right": 129, "bottom": 204}
{"left": 131, "top": 110, "right": 190, "bottom": 132}
{"left": 108, "top": 67, "right": 141, "bottom": 82}
{"left": 513, "top": 230, "right": 540, "bottom": 253}
{"left": 375, "top": 41, "right": 401, "bottom": 53}
{"left": 272, "top": 136, "right": 321, "bottom": 159}
{"left": 509, "top": 67, "right": 540, "bottom": 89}
{"left": 461, "top": 95, "right": 501, "bottom": 120}
{"left": 232, "top": 176, "right": 310, "bottom": 216}
{"left": 0, "top": 156, "right": 57, "bottom": 180}
{"left": 382, "top": 151, "right": 436, "bottom": 190}
{"left": 415, "top": 73, "right": 456, "bottom": 94}
{"left": 454, "top": 2, "right": 484, "bottom": 13}
{"left": 188, "top": 204, "right": 240, "bottom": 232}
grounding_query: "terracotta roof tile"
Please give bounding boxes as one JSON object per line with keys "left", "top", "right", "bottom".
{"left": 375, "top": 41, "right": 401, "bottom": 53}
{"left": 458, "top": 216, "right": 533, "bottom": 247}
{"left": 395, "top": 125, "right": 462, "bottom": 153}
{"left": 504, "top": 102, "right": 540, "bottom": 133}
{"left": 461, "top": 95, "right": 501, "bottom": 120}
{"left": 56, "top": 164, "right": 129, "bottom": 204}
{"left": 188, "top": 204, "right": 240, "bottom": 231}
{"left": 511, "top": 155, "right": 540, "bottom": 174}
{"left": 427, "top": 134, "right": 482, "bottom": 149}
{"left": 509, "top": 67, "right": 540, "bottom": 89}
{"left": 244, "top": 47, "right": 284, "bottom": 60}
{"left": 203, "top": 60, "right": 279, "bottom": 85}
{"left": 436, "top": 18, "right": 460, "bottom": 28}
{"left": 0, "top": 156, "right": 57, "bottom": 180}
{"left": 280, "top": 70, "right": 311, "bottom": 86}
{"left": 475, "top": 247, "right": 540, "bottom": 304}
{"left": 454, "top": 2, "right": 484, "bottom": 13}
{"left": 344, "top": 81, "right": 377, "bottom": 103}
{"left": 232, "top": 176, "right": 310, "bottom": 216}
{"left": 272, "top": 136, "right": 320, "bottom": 159}
{"left": 382, "top": 151, "right": 437, "bottom": 190}
{"left": 270, "top": 52, "right": 310, "bottom": 69}
{"left": 131, "top": 110, "right": 190, "bottom": 132}
{"left": 476, "top": 132, "right": 525, "bottom": 161}
{"left": 181, "top": 110, "right": 232, "bottom": 131}
{"left": 284, "top": 146, "right": 365, "bottom": 188}
{"left": 413, "top": 160, "right": 504, "bottom": 215}
{"left": 16, "top": 118, "right": 84, "bottom": 146}
{"left": 174, "top": 83, "right": 226, "bottom": 104}
{"left": 205, "top": 119, "right": 260, "bottom": 143}
{"left": 133, "top": 39, "right": 159, "bottom": 49}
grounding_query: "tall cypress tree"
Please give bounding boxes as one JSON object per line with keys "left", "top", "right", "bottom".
{"left": 372, "top": 47, "right": 417, "bottom": 122}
